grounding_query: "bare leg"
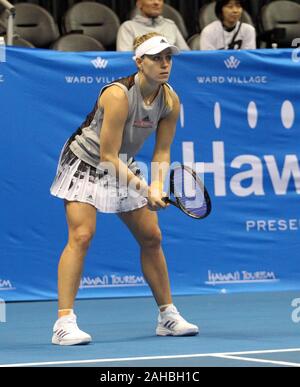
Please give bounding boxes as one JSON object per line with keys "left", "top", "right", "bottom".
{"left": 58, "top": 201, "right": 97, "bottom": 311}
{"left": 118, "top": 206, "right": 172, "bottom": 307}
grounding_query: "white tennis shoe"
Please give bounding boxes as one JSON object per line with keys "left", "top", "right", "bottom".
{"left": 156, "top": 305, "right": 199, "bottom": 336}
{"left": 52, "top": 313, "right": 91, "bottom": 346}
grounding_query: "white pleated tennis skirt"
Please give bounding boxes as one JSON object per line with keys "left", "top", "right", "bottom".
{"left": 50, "top": 144, "right": 148, "bottom": 213}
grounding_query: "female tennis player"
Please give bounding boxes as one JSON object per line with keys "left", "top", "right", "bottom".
{"left": 50, "top": 32, "right": 198, "bottom": 345}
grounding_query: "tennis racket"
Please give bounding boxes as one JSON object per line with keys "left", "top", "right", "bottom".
{"left": 163, "top": 164, "right": 211, "bottom": 219}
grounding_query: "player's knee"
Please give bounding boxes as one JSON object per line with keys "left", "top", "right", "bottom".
{"left": 70, "top": 228, "right": 95, "bottom": 250}
{"left": 140, "top": 227, "right": 162, "bottom": 249}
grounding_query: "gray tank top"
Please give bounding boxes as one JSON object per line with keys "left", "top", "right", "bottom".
{"left": 69, "top": 73, "right": 172, "bottom": 167}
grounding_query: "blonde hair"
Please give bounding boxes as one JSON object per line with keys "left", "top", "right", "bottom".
{"left": 133, "top": 32, "right": 174, "bottom": 111}
{"left": 133, "top": 32, "right": 160, "bottom": 50}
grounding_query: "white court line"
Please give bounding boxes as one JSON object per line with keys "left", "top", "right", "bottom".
{"left": 214, "top": 355, "right": 300, "bottom": 367}
{"left": 0, "top": 348, "right": 300, "bottom": 367}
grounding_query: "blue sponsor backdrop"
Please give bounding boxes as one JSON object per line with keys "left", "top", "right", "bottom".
{"left": 0, "top": 47, "right": 299, "bottom": 301}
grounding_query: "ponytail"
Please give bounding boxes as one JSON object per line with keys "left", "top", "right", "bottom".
{"left": 162, "top": 84, "right": 174, "bottom": 111}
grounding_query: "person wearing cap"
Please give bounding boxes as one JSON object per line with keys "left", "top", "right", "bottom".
{"left": 200, "top": 0, "right": 256, "bottom": 50}
{"left": 50, "top": 32, "right": 199, "bottom": 346}
{"left": 117, "top": 0, "right": 189, "bottom": 51}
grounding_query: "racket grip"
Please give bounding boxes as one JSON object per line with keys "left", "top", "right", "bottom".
{"left": 162, "top": 197, "right": 178, "bottom": 207}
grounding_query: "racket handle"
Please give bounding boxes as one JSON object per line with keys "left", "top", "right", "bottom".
{"left": 162, "top": 197, "right": 177, "bottom": 206}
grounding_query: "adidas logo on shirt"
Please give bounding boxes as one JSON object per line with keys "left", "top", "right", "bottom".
{"left": 133, "top": 116, "right": 154, "bottom": 128}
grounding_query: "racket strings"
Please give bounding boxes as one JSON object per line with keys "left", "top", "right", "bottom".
{"left": 173, "top": 167, "right": 208, "bottom": 218}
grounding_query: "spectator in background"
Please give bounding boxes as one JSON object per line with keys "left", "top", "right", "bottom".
{"left": 117, "top": 0, "right": 189, "bottom": 51}
{"left": 0, "top": 9, "right": 6, "bottom": 36}
{"left": 200, "top": 0, "right": 256, "bottom": 50}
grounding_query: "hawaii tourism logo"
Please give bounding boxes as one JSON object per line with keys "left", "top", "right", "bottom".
{"left": 206, "top": 270, "right": 278, "bottom": 286}
{"left": 80, "top": 274, "right": 147, "bottom": 289}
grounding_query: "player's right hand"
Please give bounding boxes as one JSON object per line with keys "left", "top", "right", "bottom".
{"left": 147, "top": 185, "right": 169, "bottom": 211}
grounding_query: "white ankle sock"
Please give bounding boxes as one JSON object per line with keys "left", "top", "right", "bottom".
{"left": 159, "top": 304, "right": 173, "bottom": 313}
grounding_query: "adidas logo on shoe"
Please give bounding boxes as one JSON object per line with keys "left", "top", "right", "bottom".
{"left": 52, "top": 313, "right": 92, "bottom": 346}
{"left": 156, "top": 305, "right": 199, "bottom": 336}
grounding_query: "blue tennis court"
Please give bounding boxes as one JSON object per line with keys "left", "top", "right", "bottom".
{"left": 1, "top": 291, "right": 300, "bottom": 367}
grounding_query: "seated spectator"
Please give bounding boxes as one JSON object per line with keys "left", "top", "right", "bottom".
{"left": 117, "top": 0, "right": 189, "bottom": 51}
{"left": 200, "top": 0, "right": 256, "bottom": 50}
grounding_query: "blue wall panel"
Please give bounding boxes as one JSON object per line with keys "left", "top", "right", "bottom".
{"left": 0, "top": 47, "right": 299, "bottom": 301}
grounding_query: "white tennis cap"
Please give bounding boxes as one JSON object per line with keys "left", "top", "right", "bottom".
{"left": 133, "top": 36, "right": 180, "bottom": 60}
